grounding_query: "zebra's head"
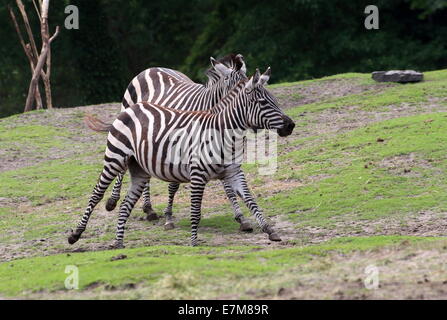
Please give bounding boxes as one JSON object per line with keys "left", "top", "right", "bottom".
{"left": 205, "top": 53, "right": 247, "bottom": 84}
{"left": 210, "top": 56, "right": 248, "bottom": 91}
{"left": 244, "top": 68, "right": 295, "bottom": 137}
{"left": 215, "top": 53, "right": 247, "bottom": 74}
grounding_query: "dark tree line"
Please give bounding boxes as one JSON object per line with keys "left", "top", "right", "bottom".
{"left": 1, "top": 0, "right": 446, "bottom": 117}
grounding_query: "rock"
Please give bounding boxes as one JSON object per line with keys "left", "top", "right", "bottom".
{"left": 372, "top": 70, "right": 423, "bottom": 83}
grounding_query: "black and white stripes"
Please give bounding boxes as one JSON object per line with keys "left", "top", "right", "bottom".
{"left": 104, "top": 54, "right": 249, "bottom": 227}
{"left": 69, "top": 66, "right": 295, "bottom": 247}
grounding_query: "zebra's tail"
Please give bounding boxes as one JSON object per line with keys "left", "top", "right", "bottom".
{"left": 84, "top": 114, "right": 113, "bottom": 132}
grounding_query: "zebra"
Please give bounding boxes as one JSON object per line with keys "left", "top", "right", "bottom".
{"left": 87, "top": 54, "right": 254, "bottom": 232}
{"left": 69, "top": 64, "right": 295, "bottom": 248}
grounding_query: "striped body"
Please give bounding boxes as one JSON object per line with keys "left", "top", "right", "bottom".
{"left": 105, "top": 55, "right": 248, "bottom": 226}
{"left": 69, "top": 70, "right": 295, "bottom": 247}
{"left": 109, "top": 103, "right": 241, "bottom": 182}
{"left": 122, "top": 53, "right": 246, "bottom": 111}
{"left": 122, "top": 67, "right": 229, "bottom": 112}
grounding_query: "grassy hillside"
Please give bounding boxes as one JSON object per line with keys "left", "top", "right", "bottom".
{"left": 1, "top": 70, "right": 447, "bottom": 299}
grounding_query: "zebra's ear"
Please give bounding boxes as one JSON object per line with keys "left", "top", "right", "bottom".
{"left": 235, "top": 54, "right": 247, "bottom": 74}
{"left": 210, "top": 57, "right": 232, "bottom": 77}
{"left": 245, "top": 69, "right": 261, "bottom": 91}
{"left": 245, "top": 77, "right": 254, "bottom": 91}
{"left": 253, "top": 68, "right": 261, "bottom": 84}
{"left": 259, "top": 67, "right": 271, "bottom": 86}
{"left": 210, "top": 57, "right": 218, "bottom": 66}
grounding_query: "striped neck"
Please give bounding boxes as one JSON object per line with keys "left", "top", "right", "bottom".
{"left": 209, "top": 81, "right": 251, "bottom": 131}
{"left": 204, "top": 69, "right": 220, "bottom": 88}
{"left": 200, "top": 76, "right": 232, "bottom": 107}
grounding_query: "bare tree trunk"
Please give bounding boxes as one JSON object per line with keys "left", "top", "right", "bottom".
{"left": 24, "top": 25, "right": 59, "bottom": 112}
{"left": 8, "top": 6, "right": 43, "bottom": 110}
{"left": 41, "top": 7, "right": 53, "bottom": 109}
{"left": 16, "top": 0, "right": 39, "bottom": 64}
{"left": 10, "top": 0, "right": 59, "bottom": 112}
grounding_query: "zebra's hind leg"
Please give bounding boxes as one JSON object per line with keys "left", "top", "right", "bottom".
{"left": 110, "top": 159, "right": 149, "bottom": 249}
{"left": 221, "top": 180, "right": 253, "bottom": 232}
{"left": 224, "top": 171, "right": 281, "bottom": 242}
{"left": 105, "top": 171, "right": 125, "bottom": 211}
{"left": 163, "top": 182, "right": 180, "bottom": 230}
{"left": 141, "top": 181, "right": 159, "bottom": 221}
{"left": 68, "top": 163, "right": 122, "bottom": 245}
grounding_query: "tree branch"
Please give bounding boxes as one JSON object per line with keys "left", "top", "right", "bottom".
{"left": 15, "top": 0, "right": 39, "bottom": 65}
{"left": 9, "top": 6, "right": 43, "bottom": 110}
{"left": 32, "top": 0, "right": 42, "bottom": 21}
{"left": 24, "top": 25, "right": 59, "bottom": 112}
{"left": 11, "top": 0, "right": 59, "bottom": 112}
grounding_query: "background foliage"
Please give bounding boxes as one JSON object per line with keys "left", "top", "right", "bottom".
{"left": 0, "top": 0, "right": 446, "bottom": 117}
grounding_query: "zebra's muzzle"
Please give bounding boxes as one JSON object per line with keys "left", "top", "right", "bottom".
{"left": 277, "top": 116, "right": 295, "bottom": 137}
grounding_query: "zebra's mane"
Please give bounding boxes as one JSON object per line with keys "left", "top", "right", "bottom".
{"left": 149, "top": 79, "right": 248, "bottom": 117}
{"left": 204, "top": 53, "right": 244, "bottom": 84}
{"left": 209, "top": 79, "right": 248, "bottom": 114}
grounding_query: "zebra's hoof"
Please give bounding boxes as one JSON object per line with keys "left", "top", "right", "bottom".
{"left": 191, "top": 238, "right": 199, "bottom": 247}
{"left": 67, "top": 233, "right": 81, "bottom": 245}
{"left": 146, "top": 212, "right": 160, "bottom": 221}
{"left": 268, "top": 232, "right": 282, "bottom": 242}
{"left": 109, "top": 241, "right": 125, "bottom": 249}
{"left": 164, "top": 222, "right": 175, "bottom": 230}
{"left": 239, "top": 221, "right": 253, "bottom": 232}
{"left": 142, "top": 203, "right": 155, "bottom": 214}
{"left": 191, "top": 238, "right": 204, "bottom": 246}
{"left": 105, "top": 198, "right": 118, "bottom": 211}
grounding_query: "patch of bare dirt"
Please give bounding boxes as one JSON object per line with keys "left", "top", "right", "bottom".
{"left": 378, "top": 153, "right": 441, "bottom": 177}
{"left": 206, "top": 214, "right": 298, "bottom": 248}
{"left": 271, "top": 78, "right": 395, "bottom": 109}
{"left": 299, "top": 211, "right": 447, "bottom": 244}
{"left": 0, "top": 187, "right": 299, "bottom": 262}
{"left": 263, "top": 242, "right": 447, "bottom": 300}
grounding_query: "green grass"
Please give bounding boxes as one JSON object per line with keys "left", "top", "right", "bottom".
{"left": 2, "top": 69, "right": 447, "bottom": 299}
{"left": 263, "top": 112, "right": 447, "bottom": 227}
{"left": 0, "top": 124, "right": 71, "bottom": 152}
{"left": 178, "top": 213, "right": 240, "bottom": 233}
{"left": 286, "top": 69, "right": 447, "bottom": 116}
{"left": 0, "top": 235, "right": 434, "bottom": 298}
{"left": 0, "top": 158, "right": 103, "bottom": 205}
{"left": 267, "top": 72, "right": 370, "bottom": 88}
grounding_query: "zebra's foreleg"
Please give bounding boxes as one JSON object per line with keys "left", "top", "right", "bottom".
{"left": 224, "top": 171, "right": 281, "bottom": 242}
{"left": 142, "top": 181, "right": 159, "bottom": 221}
{"left": 111, "top": 160, "right": 149, "bottom": 249}
{"left": 105, "top": 171, "right": 125, "bottom": 211}
{"left": 68, "top": 164, "right": 121, "bottom": 244}
{"left": 221, "top": 180, "right": 253, "bottom": 232}
{"left": 190, "top": 174, "right": 207, "bottom": 246}
{"left": 163, "top": 182, "right": 180, "bottom": 230}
